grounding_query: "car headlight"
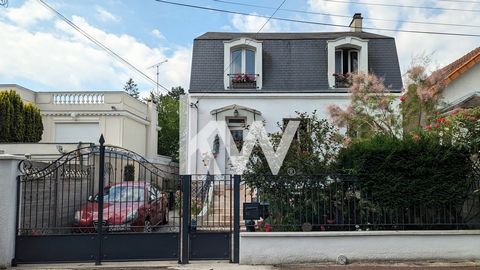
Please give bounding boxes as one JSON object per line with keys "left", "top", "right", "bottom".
{"left": 124, "top": 210, "right": 138, "bottom": 223}
{"left": 74, "top": 211, "right": 81, "bottom": 222}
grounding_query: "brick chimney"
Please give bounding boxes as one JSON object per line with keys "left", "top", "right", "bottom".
{"left": 349, "top": 13, "right": 363, "bottom": 32}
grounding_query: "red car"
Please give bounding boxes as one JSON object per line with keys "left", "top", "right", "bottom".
{"left": 73, "top": 182, "right": 168, "bottom": 232}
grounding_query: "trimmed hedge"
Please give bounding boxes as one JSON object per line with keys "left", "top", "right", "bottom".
{"left": 0, "top": 90, "right": 43, "bottom": 142}
{"left": 337, "top": 135, "right": 474, "bottom": 208}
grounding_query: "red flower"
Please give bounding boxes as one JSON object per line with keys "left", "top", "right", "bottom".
{"left": 400, "top": 96, "right": 406, "bottom": 102}
{"left": 425, "top": 125, "right": 433, "bottom": 130}
{"left": 435, "top": 124, "right": 440, "bottom": 129}
{"left": 436, "top": 117, "right": 446, "bottom": 124}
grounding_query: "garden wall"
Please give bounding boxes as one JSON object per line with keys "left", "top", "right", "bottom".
{"left": 240, "top": 231, "right": 480, "bottom": 265}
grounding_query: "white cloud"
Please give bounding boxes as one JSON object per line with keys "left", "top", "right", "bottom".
{"left": 228, "top": 0, "right": 480, "bottom": 77}
{"left": 0, "top": 1, "right": 191, "bottom": 92}
{"left": 231, "top": 13, "right": 281, "bottom": 32}
{"left": 307, "top": 0, "right": 352, "bottom": 30}
{"left": 220, "top": 25, "right": 233, "bottom": 31}
{"left": 95, "top": 6, "right": 120, "bottom": 23}
{"left": 3, "top": 0, "right": 53, "bottom": 26}
{"left": 151, "top": 29, "right": 165, "bottom": 40}
{"left": 361, "top": 1, "right": 480, "bottom": 73}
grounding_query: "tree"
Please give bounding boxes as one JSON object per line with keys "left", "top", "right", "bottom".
{"left": 327, "top": 72, "right": 402, "bottom": 139}
{"left": 400, "top": 55, "right": 446, "bottom": 132}
{"left": 244, "top": 111, "right": 343, "bottom": 177}
{"left": 0, "top": 90, "right": 43, "bottom": 142}
{"left": 155, "top": 86, "right": 185, "bottom": 160}
{"left": 242, "top": 112, "right": 344, "bottom": 231}
{"left": 123, "top": 78, "right": 140, "bottom": 99}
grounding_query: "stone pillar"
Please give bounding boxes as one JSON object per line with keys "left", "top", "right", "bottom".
{"left": 146, "top": 100, "right": 159, "bottom": 159}
{"left": 0, "top": 154, "right": 23, "bottom": 268}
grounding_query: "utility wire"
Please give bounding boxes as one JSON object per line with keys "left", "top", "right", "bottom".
{"left": 256, "top": 0, "right": 287, "bottom": 34}
{"left": 203, "top": 0, "right": 289, "bottom": 93}
{"left": 319, "top": 0, "right": 480, "bottom": 13}
{"left": 37, "top": 0, "right": 171, "bottom": 93}
{"left": 154, "top": 0, "right": 480, "bottom": 37}
{"left": 214, "top": 0, "right": 480, "bottom": 29}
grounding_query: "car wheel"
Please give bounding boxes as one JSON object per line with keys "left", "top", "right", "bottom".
{"left": 144, "top": 219, "right": 153, "bottom": 233}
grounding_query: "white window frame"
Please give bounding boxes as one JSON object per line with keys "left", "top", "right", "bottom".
{"left": 348, "top": 49, "right": 359, "bottom": 73}
{"left": 335, "top": 50, "right": 344, "bottom": 74}
{"left": 327, "top": 36, "right": 368, "bottom": 88}
{"left": 231, "top": 48, "right": 256, "bottom": 75}
{"left": 224, "top": 37, "right": 263, "bottom": 90}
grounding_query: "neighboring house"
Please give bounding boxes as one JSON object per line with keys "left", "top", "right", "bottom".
{"left": 183, "top": 14, "right": 403, "bottom": 175}
{"left": 435, "top": 47, "right": 480, "bottom": 112}
{"left": 0, "top": 84, "right": 160, "bottom": 160}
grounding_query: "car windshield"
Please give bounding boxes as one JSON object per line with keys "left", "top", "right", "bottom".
{"left": 102, "top": 186, "right": 145, "bottom": 202}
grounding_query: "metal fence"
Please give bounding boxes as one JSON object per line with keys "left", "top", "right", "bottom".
{"left": 241, "top": 174, "right": 480, "bottom": 232}
{"left": 189, "top": 174, "right": 233, "bottom": 231}
{"left": 17, "top": 145, "right": 181, "bottom": 236}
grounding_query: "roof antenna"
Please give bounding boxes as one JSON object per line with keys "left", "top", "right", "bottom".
{"left": 148, "top": 59, "right": 168, "bottom": 95}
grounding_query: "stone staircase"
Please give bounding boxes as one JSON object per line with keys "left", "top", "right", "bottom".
{"left": 194, "top": 182, "right": 253, "bottom": 230}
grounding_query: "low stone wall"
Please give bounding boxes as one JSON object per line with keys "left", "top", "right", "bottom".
{"left": 240, "top": 231, "right": 480, "bottom": 265}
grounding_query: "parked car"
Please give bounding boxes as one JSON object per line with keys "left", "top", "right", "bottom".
{"left": 73, "top": 182, "right": 168, "bottom": 233}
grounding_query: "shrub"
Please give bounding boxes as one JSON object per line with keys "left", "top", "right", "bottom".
{"left": 0, "top": 90, "right": 43, "bottom": 142}
{"left": 337, "top": 135, "right": 474, "bottom": 208}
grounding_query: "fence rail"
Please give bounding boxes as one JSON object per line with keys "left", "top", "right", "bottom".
{"left": 190, "top": 174, "right": 232, "bottom": 231}
{"left": 17, "top": 145, "right": 181, "bottom": 235}
{"left": 241, "top": 174, "right": 480, "bottom": 232}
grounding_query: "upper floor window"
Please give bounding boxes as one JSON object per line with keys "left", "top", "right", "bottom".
{"left": 231, "top": 49, "right": 256, "bottom": 75}
{"left": 230, "top": 48, "right": 256, "bottom": 89}
{"left": 335, "top": 49, "right": 359, "bottom": 74}
{"left": 327, "top": 36, "right": 368, "bottom": 89}
{"left": 224, "top": 38, "right": 263, "bottom": 90}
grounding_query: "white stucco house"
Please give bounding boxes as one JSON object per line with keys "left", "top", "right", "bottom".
{"left": 435, "top": 47, "right": 480, "bottom": 112}
{"left": 182, "top": 14, "right": 403, "bottom": 175}
{"left": 0, "top": 84, "right": 162, "bottom": 161}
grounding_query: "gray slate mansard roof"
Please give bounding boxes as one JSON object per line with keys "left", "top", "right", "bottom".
{"left": 189, "top": 32, "right": 403, "bottom": 93}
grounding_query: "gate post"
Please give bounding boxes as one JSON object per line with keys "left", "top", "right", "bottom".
{"left": 95, "top": 135, "right": 106, "bottom": 265}
{"left": 179, "top": 175, "right": 191, "bottom": 264}
{"left": 233, "top": 175, "right": 240, "bottom": 263}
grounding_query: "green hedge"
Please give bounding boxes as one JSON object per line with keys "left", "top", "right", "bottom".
{"left": 0, "top": 90, "right": 43, "bottom": 142}
{"left": 337, "top": 135, "right": 474, "bottom": 208}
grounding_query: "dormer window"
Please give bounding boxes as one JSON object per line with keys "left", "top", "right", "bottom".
{"left": 335, "top": 49, "right": 359, "bottom": 74}
{"left": 224, "top": 37, "right": 263, "bottom": 90}
{"left": 327, "top": 36, "right": 368, "bottom": 89}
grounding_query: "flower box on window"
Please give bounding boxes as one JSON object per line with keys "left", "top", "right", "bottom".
{"left": 333, "top": 73, "right": 352, "bottom": 88}
{"left": 229, "top": 74, "right": 258, "bottom": 89}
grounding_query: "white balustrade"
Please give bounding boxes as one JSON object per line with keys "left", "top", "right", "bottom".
{"left": 53, "top": 93, "right": 105, "bottom": 105}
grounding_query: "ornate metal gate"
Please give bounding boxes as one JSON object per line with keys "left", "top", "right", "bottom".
{"left": 14, "top": 136, "right": 181, "bottom": 264}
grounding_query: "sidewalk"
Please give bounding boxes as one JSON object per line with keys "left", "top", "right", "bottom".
{"left": 12, "top": 261, "right": 275, "bottom": 270}
{"left": 11, "top": 261, "right": 480, "bottom": 270}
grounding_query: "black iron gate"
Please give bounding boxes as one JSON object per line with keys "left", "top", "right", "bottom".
{"left": 14, "top": 135, "right": 181, "bottom": 264}
{"left": 180, "top": 175, "right": 240, "bottom": 262}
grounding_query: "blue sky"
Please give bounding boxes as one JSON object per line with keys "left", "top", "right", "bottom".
{"left": 0, "top": 0, "right": 478, "bottom": 96}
